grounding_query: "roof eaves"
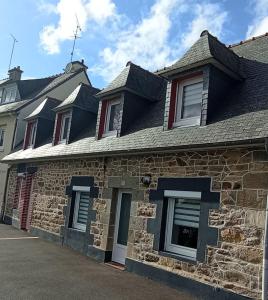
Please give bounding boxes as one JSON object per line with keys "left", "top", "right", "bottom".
{"left": 96, "top": 86, "right": 160, "bottom": 102}
{"left": 156, "top": 57, "right": 243, "bottom": 80}
{"left": 1, "top": 137, "right": 264, "bottom": 165}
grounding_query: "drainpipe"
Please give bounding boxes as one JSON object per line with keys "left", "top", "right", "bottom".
{"left": 263, "top": 195, "right": 268, "bottom": 300}
{"left": 263, "top": 138, "right": 268, "bottom": 300}
{"left": 0, "top": 165, "right": 11, "bottom": 223}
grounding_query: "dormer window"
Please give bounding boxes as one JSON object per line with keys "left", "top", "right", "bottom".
{"left": 173, "top": 76, "right": 203, "bottom": 127}
{"left": 59, "top": 112, "right": 71, "bottom": 143}
{"left": 103, "top": 100, "right": 121, "bottom": 137}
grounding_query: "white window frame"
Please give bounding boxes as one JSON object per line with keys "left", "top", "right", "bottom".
{"left": 173, "top": 76, "right": 203, "bottom": 128}
{"left": 0, "top": 89, "right": 3, "bottom": 103}
{"left": 59, "top": 112, "right": 71, "bottom": 143}
{"left": 0, "top": 128, "right": 5, "bottom": 150}
{"left": 28, "top": 121, "right": 37, "bottom": 148}
{"left": 103, "top": 100, "right": 120, "bottom": 137}
{"left": 72, "top": 186, "right": 90, "bottom": 232}
{"left": 164, "top": 190, "right": 201, "bottom": 260}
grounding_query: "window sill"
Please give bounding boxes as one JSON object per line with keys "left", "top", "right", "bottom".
{"left": 102, "top": 131, "right": 117, "bottom": 138}
{"left": 173, "top": 117, "right": 200, "bottom": 128}
{"left": 158, "top": 251, "right": 197, "bottom": 265}
{"left": 69, "top": 227, "right": 86, "bottom": 233}
{"left": 58, "top": 140, "right": 67, "bottom": 145}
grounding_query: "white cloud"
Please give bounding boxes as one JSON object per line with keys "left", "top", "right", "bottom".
{"left": 39, "top": 0, "right": 116, "bottom": 54}
{"left": 247, "top": 0, "right": 268, "bottom": 37}
{"left": 92, "top": 0, "right": 228, "bottom": 82}
{"left": 181, "top": 3, "right": 228, "bottom": 49}
{"left": 39, "top": 0, "right": 228, "bottom": 83}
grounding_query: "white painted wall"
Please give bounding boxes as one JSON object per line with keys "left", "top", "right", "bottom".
{"left": 0, "top": 70, "right": 90, "bottom": 217}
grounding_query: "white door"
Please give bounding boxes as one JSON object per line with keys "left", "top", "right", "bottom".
{"left": 112, "top": 191, "right": 132, "bottom": 265}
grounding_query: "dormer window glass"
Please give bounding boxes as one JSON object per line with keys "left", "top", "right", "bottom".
{"left": 103, "top": 100, "right": 121, "bottom": 137}
{"left": 29, "top": 122, "right": 37, "bottom": 148}
{"left": 60, "top": 113, "right": 71, "bottom": 142}
{"left": 0, "top": 128, "right": 5, "bottom": 150}
{"left": 174, "top": 77, "right": 203, "bottom": 127}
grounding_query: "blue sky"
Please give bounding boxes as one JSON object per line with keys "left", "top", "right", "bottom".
{"left": 0, "top": 0, "right": 267, "bottom": 88}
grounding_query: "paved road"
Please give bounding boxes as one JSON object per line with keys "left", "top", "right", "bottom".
{"left": 0, "top": 224, "right": 195, "bottom": 300}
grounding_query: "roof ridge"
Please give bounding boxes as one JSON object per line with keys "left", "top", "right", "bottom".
{"left": 228, "top": 32, "right": 268, "bottom": 48}
{"left": 204, "top": 30, "right": 240, "bottom": 60}
{"left": 128, "top": 61, "right": 165, "bottom": 79}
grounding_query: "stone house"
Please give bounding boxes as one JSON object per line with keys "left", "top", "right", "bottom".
{"left": 0, "top": 61, "right": 91, "bottom": 217}
{"left": 2, "top": 31, "right": 268, "bottom": 300}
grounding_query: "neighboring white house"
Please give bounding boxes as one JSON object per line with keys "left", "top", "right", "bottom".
{"left": 0, "top": 61, "right": 91, "bottom": 217}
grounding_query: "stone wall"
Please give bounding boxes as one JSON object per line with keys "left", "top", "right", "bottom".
{"left": 5, "top": 147, "right": 268, "bottom": 299}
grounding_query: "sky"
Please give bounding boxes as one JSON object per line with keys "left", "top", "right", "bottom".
{"left": 0, "top": 0, "right": 267, "bottom": 88}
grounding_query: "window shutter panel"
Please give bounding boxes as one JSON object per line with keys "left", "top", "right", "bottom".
{"left": 168, "top": 80, "right": 178, "bottom": 129}
{"left": 98, "top": 101, "right": 108, "bottom": 139}
{"left": 23, "top": 122, "right": 32, "bottom": 150}
{"left": 53, "top": 113, "right": 62, "bottom": 145}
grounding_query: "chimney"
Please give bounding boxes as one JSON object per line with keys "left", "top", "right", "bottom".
{"left": 8, "top": 66, "right": 23, "bottom": 81}
{"left": 64, "top": 60, "right": 88, "bottom": 73}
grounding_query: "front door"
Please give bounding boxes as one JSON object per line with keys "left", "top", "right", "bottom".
{"left": 112, "top": 190, "right": 132, "bottom": 265}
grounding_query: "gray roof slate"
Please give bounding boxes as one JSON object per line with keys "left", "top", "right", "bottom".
{"left": 3, "top": 108, "right": 268, "bottom": 163}
{"left": 0, "top": 99, "right": 31, "bottom": 115}
{"left": 157, "top": 31, "right": 241, "bottom": 77}
{"left": 97, "top": 62, "right": 166, "bottom": 102}
{"left": 0, "top": 69, "right": 84, "bottom": 115}
{"left": 55, "top": 83, "right": 99, "bottom": 113}
{"left": 231, "top": 34, "right": 268, "bottom": 63}
{"left": 25, "top": 97, "right": 61, "bottom": 121}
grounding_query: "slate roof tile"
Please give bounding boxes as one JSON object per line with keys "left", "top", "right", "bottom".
{"left": 97, "top": 62, "right": 166, "bottom": 102}
{"left": 157, "top": 31, "right": 241, "bottom": 77}
{"left": 3, "top": 108, "right": 268, "bottom": 163}
{"left": 55, "top": 83, "right": 100, "bottom": 113}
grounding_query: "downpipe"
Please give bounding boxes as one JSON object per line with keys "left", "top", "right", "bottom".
{"left": 263, "top": 194, "right": 268, "bottom": 300}
{"left": 263, "top": 138, "right": 268, "bottom": 300}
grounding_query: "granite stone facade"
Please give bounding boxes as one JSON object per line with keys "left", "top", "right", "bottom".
{"left": 4, "top": 146, "right": 268, "bottom": 299}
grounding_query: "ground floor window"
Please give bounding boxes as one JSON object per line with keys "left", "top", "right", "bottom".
{"left": 164, "top": 190, "right": 201, "bottom": 260}
{"left": 72, "top": 187, "right": 90, "bottom": 231}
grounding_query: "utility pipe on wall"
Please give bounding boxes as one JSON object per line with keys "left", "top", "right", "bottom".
{"left": 263, "top": 195, "right": 268, "bottom": 300}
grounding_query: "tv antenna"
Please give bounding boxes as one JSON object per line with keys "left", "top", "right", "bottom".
{"left": 70, "top": 15, "right": 82, "bottom": 62}
{"left": 8, "top": 34, "right": 18, "bottom": 71}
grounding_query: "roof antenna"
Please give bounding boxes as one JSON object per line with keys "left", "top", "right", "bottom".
{"left": 70, "top": 14, "right": 82, "bottom": 62}
{"left": 8, "top": 34, "right": 18, "bottom": 71}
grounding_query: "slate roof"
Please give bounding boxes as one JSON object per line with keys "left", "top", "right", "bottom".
{"left": 2, "top": 32, "right": 268, "bottom": 163}
{"left": 0, "top": 99, "right": 32, "bottom": 115}
{"left": 3, "top": 108, "right": 268, "bottom": 163}
{"left": 0, "top": 69, "right": 85, "bottom": 115}
{"left": 97, "top": 62, "right": 166, "bottom": 102}
{"left": 25, "top": 97, "right": 61, "bottom": 121}
{"left": 230, "top": 33, "right": 268, "bottom": 64}
{"left": 34, "top": 70, "right": 84, "bottom": 99}
{"left": 157, "top": 31, "right": 242, "bottom": 78}
{"left": 55, "top": 83, "right": 100, "bottom": 113}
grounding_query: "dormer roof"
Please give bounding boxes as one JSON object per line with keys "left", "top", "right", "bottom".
{"left": 25, "top": 97, "right": 61, "bottom": 121}
{"left": 158, "top": 30, "right": 242, "bottom": 79}
{"left": 97, "top": 62, "right": 166, "bottom": 102}
{"left": 54, "top": 83, "right": 100, "bottom": 113}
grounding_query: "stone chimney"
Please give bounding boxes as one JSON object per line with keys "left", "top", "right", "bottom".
{"left": 64, "top": 60, "right": 88, "bottom": 73}
{"left": 8, "top": 66, "right": 23, "bottom": 81}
